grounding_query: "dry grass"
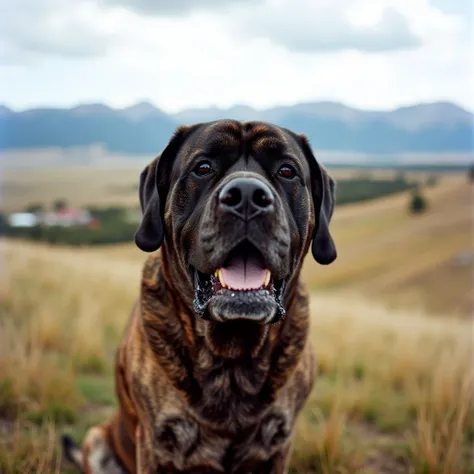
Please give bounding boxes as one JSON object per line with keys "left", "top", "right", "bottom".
{"left": 0, "top": 166, "right": 471, "bottom": 472}
{"left": 407, "top": 358, "right": 473, "bottom": 474}
{"left": 0, "top": 420, "right": 63, "bottom": 474}
{"left": 0, "top": 241, "right": 141, "bottom": 426}
{"left": 302, "top": 177, "right": 473, "bottom": 316}
{"left": 1, "top": 165, "right": 145, "bottom": 213}
{"left": 305, "top": 293, "right": 473, "bottom": 473}
{"left": 290, "top": 401, "right": 365, "bottom": 474}
{"left": 0, "top": 238, "right": 472, "bottom": 473}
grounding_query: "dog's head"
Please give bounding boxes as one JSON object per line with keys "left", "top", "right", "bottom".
{"left": 135, "top": 120, "right": 336, "bottom": 327}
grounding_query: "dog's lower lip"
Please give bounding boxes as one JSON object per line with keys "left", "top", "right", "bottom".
{"left": 193, "top": 265, "right": 287, "bottom": 324}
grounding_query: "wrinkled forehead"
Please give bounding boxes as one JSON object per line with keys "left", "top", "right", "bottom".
{"left": 177, "top": 120, "right": 309, "bottom": 168}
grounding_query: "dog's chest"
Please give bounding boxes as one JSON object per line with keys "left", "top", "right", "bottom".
{"left": 150, "top": 354, "right": 292, "bottom": 472}
{"left": 152, "top": 408, "right": 290, "bottom": 473}
{"left": 193, "top": 350, "right": 271, "bottom": 425}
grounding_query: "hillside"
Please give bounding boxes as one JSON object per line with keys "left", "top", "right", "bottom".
{"left": 302, "top": 176, "right": 473, "bottom": 316}
{"left": 1, "top": 175, "right": 473, "bottom": 472}
{"left": 1, "top": 181, "right": 473, "bottom": 472}
{"left": 1, "top": 101, "right": 472, "bottom": 154}
{"left": 3, "top": 173, "right": 469, "bottom": 316}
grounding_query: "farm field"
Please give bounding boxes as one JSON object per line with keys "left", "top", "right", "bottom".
{"left": 1, "top": 162, "right": 427, "bottom": 213}
{"left": 0, "top": 173, "right": 472, "bottom": 473}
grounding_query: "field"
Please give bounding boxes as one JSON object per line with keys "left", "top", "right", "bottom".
{"left": 0, "top": 171, "right": 473, "bottom": 473}
{"left": 302, "top": 175, "right": 473, "bottom": 316}
{"left": 0, "top": 162, "right": 428, "bottom": 213}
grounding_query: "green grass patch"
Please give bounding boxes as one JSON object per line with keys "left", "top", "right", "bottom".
{"left": 335, "top": 176, "right": 417, "bottom": 206}
{"left": 0, "top": 378, "right": 19, "bottom": 417}
{"left": 76, "top": 375, "right": 116, "bottom": 406}
{"left": 27, "top": 403, "right": 77, "bottom": 425}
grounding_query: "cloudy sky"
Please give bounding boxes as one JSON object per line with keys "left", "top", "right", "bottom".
{"left": 0, "top": 0, "right": 472, "bottom": 112}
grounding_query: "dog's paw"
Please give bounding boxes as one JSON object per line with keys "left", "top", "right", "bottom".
{"left": 62, "top": 427, "right": 128, "bottom": 474}
{"left": 62, "top": 434, "right": 84, "bottom": 470}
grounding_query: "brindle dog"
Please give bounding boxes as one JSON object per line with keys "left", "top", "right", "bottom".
{"left": 62, "top": 120, "right": 337, "bottom": 474}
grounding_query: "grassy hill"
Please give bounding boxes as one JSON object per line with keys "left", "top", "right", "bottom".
{"left": 4, "top": 170, "right": 467, "bottom": 316}
{"left": 0, "top": 176, "right": 472, "bottom": 473}
{"left": 303, "top": 175, "right": 473, "bottom": 317}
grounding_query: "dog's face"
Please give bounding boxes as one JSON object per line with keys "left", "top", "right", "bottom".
{"left": 135, "top": 120, "right": 336, "bottom": 327}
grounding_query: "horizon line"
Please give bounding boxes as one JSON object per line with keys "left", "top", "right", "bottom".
{"left": 1, "top": 98, "right": 472, "bottom": 115}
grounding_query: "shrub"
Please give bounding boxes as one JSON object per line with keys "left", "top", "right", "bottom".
{"left": 52, "top": 198, "right": 68, "bottom": 212}
{"left": 336, "top": 176, "right": 416, "bottom": 206}
{"left": 25, "top": 203, "right": 45, "bottom": 213}
{"left": 468, "top": 163, "right": 474, "bottom": 183}
{"left": 409, "top": 190, "right": 428, "bottom": 214}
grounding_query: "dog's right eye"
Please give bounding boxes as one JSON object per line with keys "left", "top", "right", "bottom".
{"left": 278, "top": 164, "right": 297, "bottom": 180}
{"left": 193, "top": 161, "right": 214, "bottom": 177}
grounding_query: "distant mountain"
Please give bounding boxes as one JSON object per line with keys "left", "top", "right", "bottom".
{"left": 0, "top": 103, "right": 177, "bottom": 155}
{"left": 121, "top": 101, "right": 171, "bottom": 122}
{"left": 0, "top": 101, "right": 472, "bottom": 154}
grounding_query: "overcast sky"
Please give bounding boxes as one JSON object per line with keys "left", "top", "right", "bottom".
{"left": 0, "top": 0, "right": 472, "bottom": 112}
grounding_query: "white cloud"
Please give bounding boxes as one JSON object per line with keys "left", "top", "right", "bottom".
{"left": 0, "top": 0, "right": 117, "bottom": 60}
{"left": 97, "top": 0, "right": 257, "bottom": 16}
{"left": 227, "top": 0, "right": 422, "bottom": 53}
{"left": 0, "top": 0, "right": 471, "bottom": 111}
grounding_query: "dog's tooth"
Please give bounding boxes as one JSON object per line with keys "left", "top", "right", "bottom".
{"left": 217, "top": 269, "right": 227, "bottom": 288}
{"left": 264, "top": 270, "right": 271, "bottom": 287}
{"left": 214, "top": 269, "right": 219, "bottom": 278}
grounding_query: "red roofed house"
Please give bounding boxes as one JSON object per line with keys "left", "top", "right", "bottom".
{"left": 41, "top": 209, "right": 98, "bottom": 228}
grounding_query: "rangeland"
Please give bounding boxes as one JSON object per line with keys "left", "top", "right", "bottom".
{"left": 0, "top": 174, "right": 472, "bottom": 473}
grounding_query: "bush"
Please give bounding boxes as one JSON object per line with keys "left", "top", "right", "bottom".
{"left": 335, "top": 176, "right": 416, "bottom": 206}
{"left": 52, "top": 198, "right": 68, "bottom": 212}
{"left": 86, "top": 206, "right": 126, "bottom": 223}
{"left": 0, "top": 205, "right": 138, "bottom": 247}
{"left": 0, "top": 214, "right": 8, "bottom": 233}
{"left": 409, "top": 190, "right": 428, "bottom": 214}
{"left": 24, "top": 203, "right": 44, "bottom": 213}
{"left": 468, "top": 163, "right": 474, "bottom": 183}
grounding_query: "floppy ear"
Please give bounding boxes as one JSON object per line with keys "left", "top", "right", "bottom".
{"left": 297, "top": 134, "right": 337, "bottom": 265}
{"left": 134, "top": 157, "right": 163, "bottom": 252}
{"left": 312, "top": 163, "right": 337, "bottom": 264}
{"left": 134, "top": 125, "right": 194, "bottom": 252}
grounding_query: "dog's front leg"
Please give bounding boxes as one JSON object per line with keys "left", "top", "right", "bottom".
{"left": 136, "top": 425, "right": 164, "bottom": 474}
{"left": 136, "top": 426, "right": 150, "bottom": 474}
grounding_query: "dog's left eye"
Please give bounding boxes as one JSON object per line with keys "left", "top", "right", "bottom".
{"left": 194, "top": 161, "right": 214, "bottom": 176}
{"left": 278, "top": 165, "right": 297, "bottom": 180}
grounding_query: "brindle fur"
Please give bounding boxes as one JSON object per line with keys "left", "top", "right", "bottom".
{"left": 63, "top": 121, "right": 336, "bottom": 474}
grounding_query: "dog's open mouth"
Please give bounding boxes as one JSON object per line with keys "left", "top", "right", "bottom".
{"left": 193, "top": 241, "right": 286, "bottom": 324}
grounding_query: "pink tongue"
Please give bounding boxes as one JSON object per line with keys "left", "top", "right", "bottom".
{"left": 221, "top": 253, "right": 267, "bottom": 290}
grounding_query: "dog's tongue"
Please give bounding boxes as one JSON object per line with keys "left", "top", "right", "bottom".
{"left": 221, "top": 252, "right": 267, "bottom": 290}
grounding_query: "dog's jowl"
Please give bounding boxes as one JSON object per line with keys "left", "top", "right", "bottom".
{"left": 62, "top": 120, "right": 337, "bottom": 474}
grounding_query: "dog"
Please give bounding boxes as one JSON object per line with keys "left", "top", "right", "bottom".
{"left": 62, "top": 120, "right": 337, "bottom": 473}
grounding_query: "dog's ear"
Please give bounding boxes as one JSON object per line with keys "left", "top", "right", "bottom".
{"left": 135, "top": 157, "right": 163, "bottom": 252}
{"left": 296, "top": 134, "right": 337, "bottom": 265}
{"left": 135, "top": 125, "right": 195, "bottom": 252}
{"left": 312, "top": 164, "right": 337, "bottom": 264}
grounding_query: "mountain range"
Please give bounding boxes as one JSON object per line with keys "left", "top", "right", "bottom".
{"left": 0, "top": 101, "right": 472, "bottom": 155}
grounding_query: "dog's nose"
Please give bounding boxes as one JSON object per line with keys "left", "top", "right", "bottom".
{"left": 218, "top": 177, "right": 274, "bottom": 219}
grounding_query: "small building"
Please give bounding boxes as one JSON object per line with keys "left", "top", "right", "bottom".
{"left": 40, "top": 209, "right": 94, "bottom": 227}
{"left": 8, "top": 213, "right": 38, "bottom": 228}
